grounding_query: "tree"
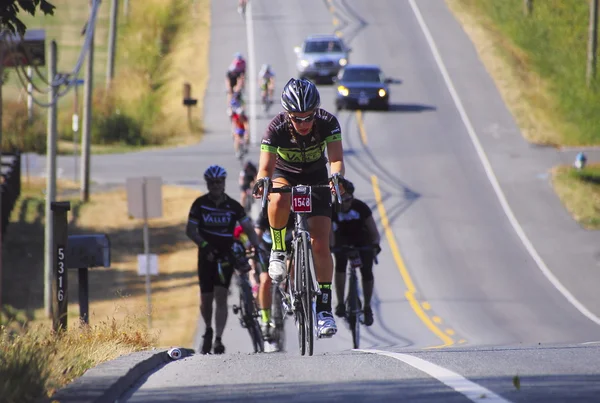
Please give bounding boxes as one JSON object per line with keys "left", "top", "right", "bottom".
{"left": 0, "top": 0, "right": 56, "bottom": 36}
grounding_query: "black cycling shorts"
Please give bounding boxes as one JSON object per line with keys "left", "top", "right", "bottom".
{"left": 272, "top": 167, "right": 332, "bottom": 218}
{"left": 334, "top": 247, "right": 375, "bottom": 282}
{"left": 197, "top": 249, "right": 235, "bottom": 293}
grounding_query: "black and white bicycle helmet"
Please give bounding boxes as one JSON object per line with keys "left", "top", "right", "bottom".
{"left": 204, "top": 165, "right": 227, "bottom": 180}
{"left": 281, "top": 78, "right": 321, "bottom": 113}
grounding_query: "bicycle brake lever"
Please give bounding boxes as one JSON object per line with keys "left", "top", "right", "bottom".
{"left": 260, "top": 177, "right": 271, "bottom": 210}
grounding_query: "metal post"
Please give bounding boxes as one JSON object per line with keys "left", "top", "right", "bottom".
{"left": 78, "top": 267, "right": 89, "bottom": 324}
{"left": 81, "top": 0, "right": 95, "bottom": 202}
{"left": 44, "top": 40, "right": 58, "bottom": 317}
{"left": 51, "top": 201, "right": 71, "bottom": 332}
{"left": 587, "top": 0, "right": 599, "bottom": 87}
{"left": 142, "top": 178, "right": 152, "bottom": 328}
{"left": 73, "top": 82, "right": 79, "bottom": 183}
{"left": 106, "top": 0, "right": 118, "bottom": 90}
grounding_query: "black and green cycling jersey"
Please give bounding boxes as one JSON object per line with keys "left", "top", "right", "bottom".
{"left": 260, "top": 109, "right": 342, "bottom": 174}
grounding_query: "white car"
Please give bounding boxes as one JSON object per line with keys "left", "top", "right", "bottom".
{"left": 294, "top": 34, "right": 351, "bottom": 82}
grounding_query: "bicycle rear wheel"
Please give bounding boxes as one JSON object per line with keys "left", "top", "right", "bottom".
{"left": 347, "top": 271, "right": 361, "bottom": 349}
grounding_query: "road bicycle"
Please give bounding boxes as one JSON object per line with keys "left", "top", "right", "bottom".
{"left": 217, "top": 243, "right": 264, "bottom": 353}
{"left": 258, "top": 175, "right": 342, "bottom": 356}
{"left": 330, "top": 245, "right": 378, "bottom": 349}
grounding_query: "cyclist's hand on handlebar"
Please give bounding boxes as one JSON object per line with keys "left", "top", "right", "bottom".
{"left": 372, "top": 243, "right": 382, "bottom": 256}
{"left": 329, "top": 173, "right": 345, "bottom": 196}
{"left": 252, "top": 178, "right": 266, "bottom": 198}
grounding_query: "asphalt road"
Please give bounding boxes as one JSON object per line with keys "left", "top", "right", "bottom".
{"left": 41, "top": 0, "right": 600, "bottom": 402}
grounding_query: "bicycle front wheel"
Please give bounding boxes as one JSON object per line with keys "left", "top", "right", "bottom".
{"left": 240, "top": 278, "right": 264, "bottom": 353}
{"left": 347, "top": 271, "right": 361, "bottom": 349}
{"left": 301, "top": 234, "right": 315, "bottom": 356}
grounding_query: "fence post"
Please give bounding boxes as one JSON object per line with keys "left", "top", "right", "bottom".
{"left": 51, "top": 201, "right": 71, "bottom": 332}
{"left": 587, "top": 0, "right": 599, "bottom": 87}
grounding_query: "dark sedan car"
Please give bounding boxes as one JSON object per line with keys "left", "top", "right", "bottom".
{"left": 335, "top": 64, "right": 392, "bottom": 111}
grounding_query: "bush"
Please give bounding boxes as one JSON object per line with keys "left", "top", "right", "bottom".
{"left": 1, "top": 101, "right": 46, "bottom": 154}
{"left": 92, "top": 112, "right": 145, "bottom": 145}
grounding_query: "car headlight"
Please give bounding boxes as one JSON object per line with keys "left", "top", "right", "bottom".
{"left": 337, "top": 86, "right": 349, "bottom": 96}
{"left": 378, "top": 89, "right": 387, "bottom": 97}
{"left": 339, "top": 58, "right": 347, "bottom": 66}
{"left": 300, "top": 59, "right": 310, "bottom": 67}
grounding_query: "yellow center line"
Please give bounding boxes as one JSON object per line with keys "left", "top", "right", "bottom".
{"left": 337, "top": 0, "right": 456, "bottom": 349}
{"left": 370, "top": 176, "right": 455, "bottom": 347}
{"left": 355, "top": 111, "right": 368, "bottom": 145}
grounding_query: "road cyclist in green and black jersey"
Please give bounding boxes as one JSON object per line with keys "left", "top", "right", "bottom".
{"left": 253, "top": 78, "right": 346, "bottom": 338}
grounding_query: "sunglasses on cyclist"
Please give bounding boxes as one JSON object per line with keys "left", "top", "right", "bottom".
{"left": 206, "top": 179, "right": 224, "bottom": 185}
{"left": 288, "top": 112, "right": 315, "bottom": 123}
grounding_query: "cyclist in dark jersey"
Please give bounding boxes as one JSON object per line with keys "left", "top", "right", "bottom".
{"left": 239, "top": 160, "right": 258, "bottom": 211}
{"left": 253, "top": 78, "right": 345, "bottom": 338}
{"left": 186, "top": 165, "right": 262, "bottom": 354}
{"left": 253, "top": 209, "right": 294, "bottom": 339}
{"left": 330, "top": 180, "right": 381, "bottom": 326}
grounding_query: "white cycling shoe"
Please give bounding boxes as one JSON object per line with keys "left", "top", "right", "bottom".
{"left": 317, "top": 311, "right": 337, "bottom": 338}
{"left": 268, "top": 251, "right": 288, "bottom": 282}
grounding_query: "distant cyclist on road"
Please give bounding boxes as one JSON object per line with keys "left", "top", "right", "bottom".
{"left": 331, "top": 179, "right": 381, "bottom": 326}
{"left": 226, "top": 52, "right": 246, "bottom": 104}
{"left": 231, "top": 105, "right": 249, "bottom": 159}
{"left": 252, "top": 78, "right": 345, "bottom": 338}
{"left": 258, "top": 63, "right": 276, "bottom": 105}
{"left": 186, "top": 165, "right": 262, "bottom": 354}
{"left": 239, "top": 160, "right": 258, "bottom": 212}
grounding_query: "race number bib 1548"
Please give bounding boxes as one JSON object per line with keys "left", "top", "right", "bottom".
{"left": 292, "top": 186, "right": 312, "bottom": 213}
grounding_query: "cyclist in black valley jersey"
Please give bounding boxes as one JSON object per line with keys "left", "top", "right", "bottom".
{"left": 330, "top": 180, "right": 381, "bottom": 326}
{"left": 253, "top": 78, "right": 345, "bottom": 338}
{"left": 186, "top": 165, "right": 263, "bottom": 354}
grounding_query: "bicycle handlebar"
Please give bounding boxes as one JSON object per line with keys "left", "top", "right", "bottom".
{"left": 257, "top": 175, "right": 343, "bottom": 210}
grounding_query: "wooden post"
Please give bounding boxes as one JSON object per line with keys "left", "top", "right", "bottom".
{"left": 587, "top": 0, "right": 599, "bottom": 87}
{"left": 51, "top": 201, "right": 71, "bottom": 332}
{"left": 524, "top": 0, "right": 533, "bottom": 16}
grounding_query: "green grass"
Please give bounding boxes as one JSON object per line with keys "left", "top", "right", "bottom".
{"left": 552, "top": 163, "right": 600, "bottom": 229}
{"left": 467, "top": 0, "right": 600, "bottom": 146}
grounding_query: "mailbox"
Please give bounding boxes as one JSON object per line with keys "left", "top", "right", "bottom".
{"left": 3, "top": 29, "right": 46, "bottom": 67}
{"left": 66, "top": 234, "right": 111, "bottom": 269}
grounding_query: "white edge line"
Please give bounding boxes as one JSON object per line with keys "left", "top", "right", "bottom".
{"left": 408, "top": 0, "right": 600, "bottom": 326}
{"left": 246, "top": 1, "right": 258, "bottom": 145}
{"left": 357, "top": 349, "right": 511, "bottom": 403}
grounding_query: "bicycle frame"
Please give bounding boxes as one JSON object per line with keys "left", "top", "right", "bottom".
{"left": 331, "top": 245, "right": 377, "bottom": 349}
{"left": 217, "top": 254, "right": 264, "bottom": 353}
{"left": 259, "top": 176, "right": 342, "bottom": 356}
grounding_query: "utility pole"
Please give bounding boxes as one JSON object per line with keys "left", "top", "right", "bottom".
{"left": 587, "top": 0, "right": 599, "bottom": 87}
{"left": 0, "top": 33, "right": 5, "bottom": 316}
{"left": 106, "top": 0, "right": 118, "bottom": 90}
{"left": 81, "top": 0, "right": 95, "bottom": 202}
{"left": 524, "top": 0, "right": 533, "bottom": 16}
{"left": 44, "top": 40, "right": 58, "bottom": 317}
